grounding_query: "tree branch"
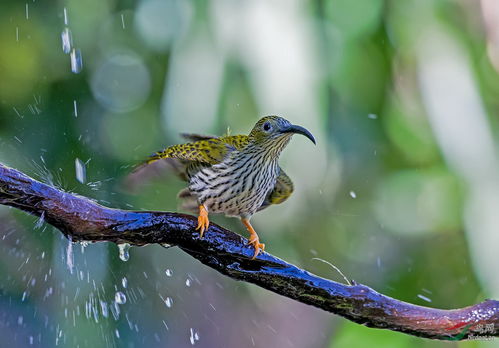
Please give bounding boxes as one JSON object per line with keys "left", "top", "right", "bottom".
{"left": 0, "top": 163, "right": 497, "bottom": 340}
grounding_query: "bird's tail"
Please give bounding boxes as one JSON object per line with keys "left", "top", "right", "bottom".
{"left": 130, "top": 149, "right": 168, "bottom": 174}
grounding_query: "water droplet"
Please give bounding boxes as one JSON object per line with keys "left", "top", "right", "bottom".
{"left": 118, "top": 243, "right": 130, "bottom": 262}
{"left": 165, "top": 269, "right": 172, "bottom": 277}
{"left": 164, "top": 297, "right": 173, "bottom": 308}
{"left": 80, "top": 241, "right": 89, "bottom": 253}
{"left": 115, "top": 291, "right": 126, "bottom": 304}
{"left": 349, "top": 191, "right": 357, "bottom": 198}
{"left": 417, "top": 294, "right": 432, "bottom": 303}
{"left": 115, "top": 329, "right": 120, "bottom": 338}
{"left": 73, "top": 100, "right": 78, "bottom": 117}
{"left": 75, "top": 158, "right": 86, "bottom": 184}
{"left": 70, "top": 48, "right": 83, "bottom": 73}
{"left": 189, "top": 328, "right": 199, "bottom": 345}
{"left": 121, "top": 277, "right": 128, "bottom": 288}
{"left": 34, "top": 211, "right": 45, "bottom": 229}
{"left": 185, "top": 278, "right": 191, "bottom": 287}
{"left": 61, "top": 28, "right": 72, "bottom": 54}
{"left": 100, "top": 300, "right": 108, "bottom": 318}
{"left": 63, "top": 7, "right": 69, "bottom": 25}
{"left": 121, "top": 13, "right": 126, "bottom": 29}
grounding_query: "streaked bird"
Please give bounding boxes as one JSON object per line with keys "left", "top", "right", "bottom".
{"left": 140, "top": 116, "right": 316, "bottom": 258}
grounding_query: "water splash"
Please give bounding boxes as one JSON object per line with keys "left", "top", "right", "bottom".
{"left": 185, "top": 278, "right": 191, "bottom": 287}
{"left": 165, "top": 269, "right": 173, "bottom": 277}
{"left": 118, "top": 243, "right": 130, "bottom": 262}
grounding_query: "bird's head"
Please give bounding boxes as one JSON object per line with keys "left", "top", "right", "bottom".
{"left": 248, "top": 116, "right": 316, "bottom": 155}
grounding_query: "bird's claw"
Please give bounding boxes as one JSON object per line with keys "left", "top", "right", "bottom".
{"left": 196, "top": 205, "right": 209, "bottom": 238}
{"left": 247, "top": 235, "right": 265, "bottom": 259}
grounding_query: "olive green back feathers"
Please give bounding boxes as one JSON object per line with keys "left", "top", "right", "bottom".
{"left": 143, "top": 132, "right": 294, "bottom": 209}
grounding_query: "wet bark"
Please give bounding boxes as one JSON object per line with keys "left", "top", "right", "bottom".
{"left": 0, "top": 163, "right": 497, "bottom": 340}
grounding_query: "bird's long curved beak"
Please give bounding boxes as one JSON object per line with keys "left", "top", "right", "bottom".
{"left": 280, "top": 124, "right": 316, "bottom": 145}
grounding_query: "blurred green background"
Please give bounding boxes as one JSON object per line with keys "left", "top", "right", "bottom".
{"left": 0, "top": 0, "right": 498, "bottom": 347}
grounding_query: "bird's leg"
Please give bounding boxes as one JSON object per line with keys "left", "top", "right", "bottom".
{"left": 241, "top": 218, "right": 265, "bottom": 259}
{"left": 196, "top": 204, "right": 209, "bottom": 238}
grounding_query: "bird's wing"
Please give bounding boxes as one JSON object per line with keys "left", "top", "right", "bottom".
{"left": 258, "top": 168, "right": 294, "bottom": 211}
{"left": 145, "top": 138, "right": 236, "bottom": 166}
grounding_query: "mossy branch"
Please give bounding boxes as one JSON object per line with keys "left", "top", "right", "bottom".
{"left": 0, "top": 163, "right": 497, "bottom": 340}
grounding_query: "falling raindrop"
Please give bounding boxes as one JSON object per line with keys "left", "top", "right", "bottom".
{"left": 115, "top": 291, "right": 127, "bottom": 304}
{"left": 165, "top": 269, "right": 173, "bottom": 277}
{"left": 349, "top": 191, "right": 357, "bottom": 198}
{"left": 368, "top": 113, "right": 378, "bottom": 119}
{"left": 121, "top": 277, "right": 128, "bottom": 288}
{"left": 73, "top": 100, "right": 78, "bottom": 117}
{"left": 185, "top": 278, "right": 191, "bottom": 287}
{"left": 417, "top": 294, "right": 432, "bottom": 303}
{"left": 63, "top": 7, "right": 69, "bottom": 25}
{"left": 118, "top": 243, "right": 130, "bottom": 262}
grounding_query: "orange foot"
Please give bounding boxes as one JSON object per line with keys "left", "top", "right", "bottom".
{"left": 196, "top": 205, "right": 209, "bottom": 238}
{"left": 241, "top": 218, "right": 265, "bottom": 259}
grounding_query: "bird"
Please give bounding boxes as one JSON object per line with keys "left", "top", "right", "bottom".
{"left": 140, "top": 116, "right": 316, "bottom": 258}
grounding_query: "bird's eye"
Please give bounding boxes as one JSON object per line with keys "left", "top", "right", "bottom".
{"left": 262, "top": 122, "right": 272, "bottom": 132}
